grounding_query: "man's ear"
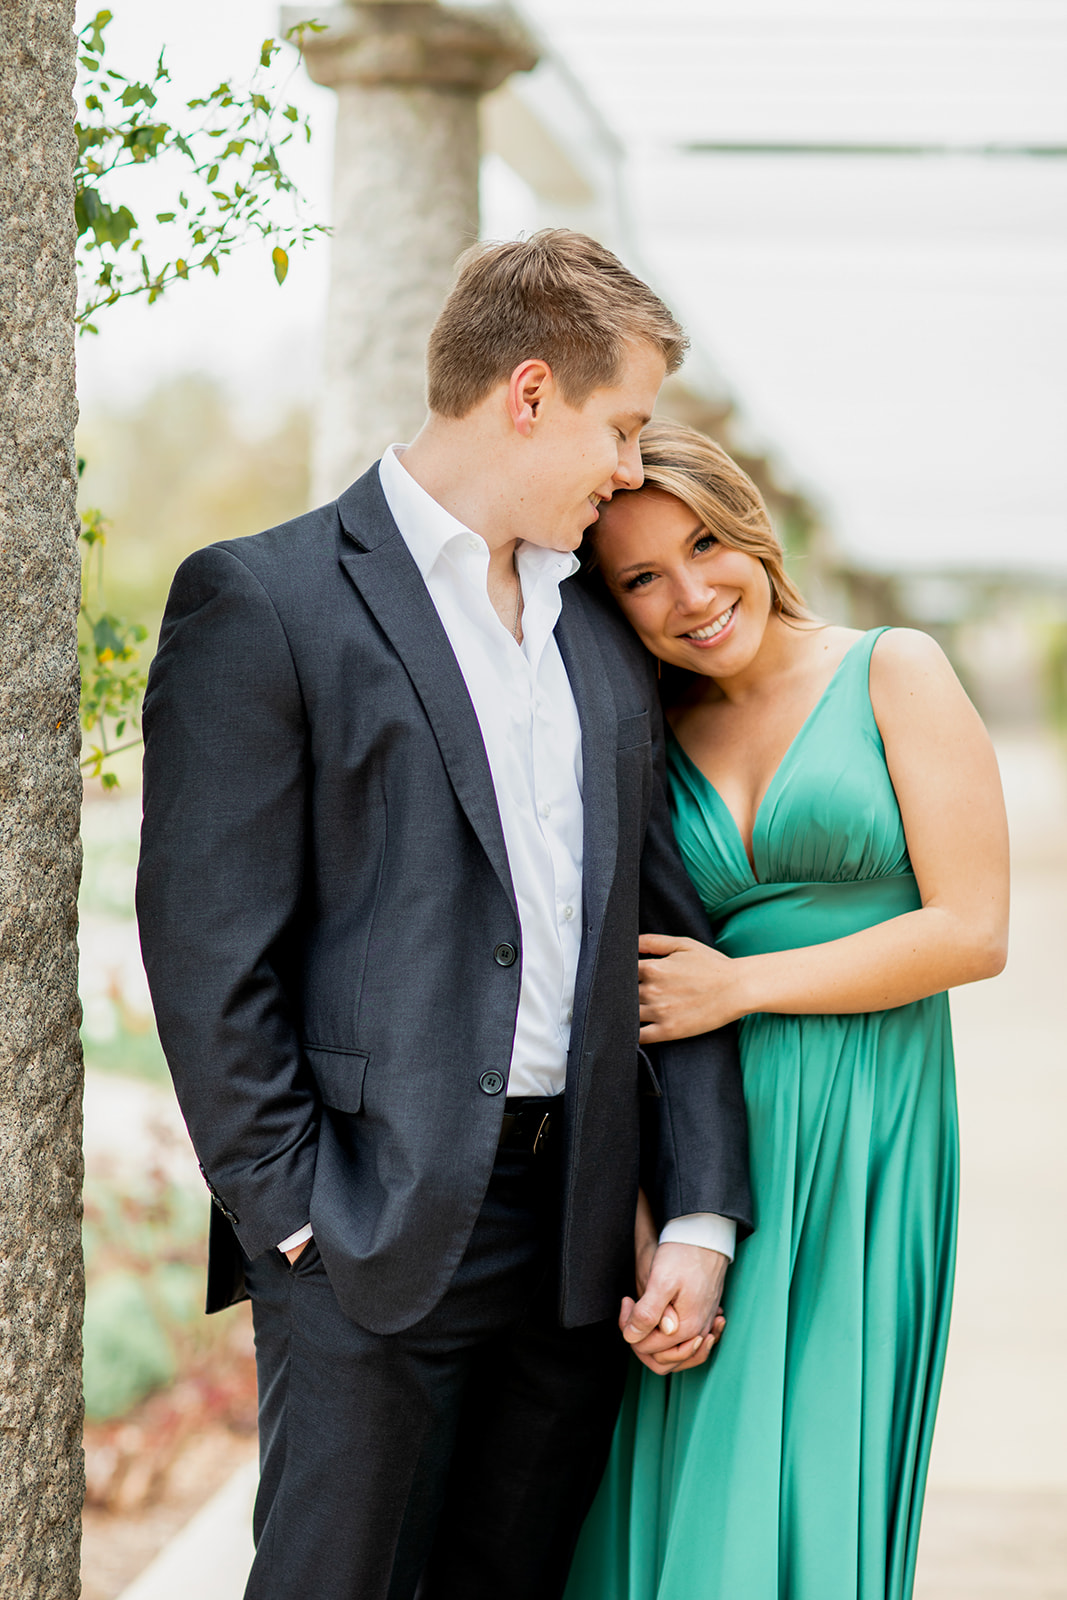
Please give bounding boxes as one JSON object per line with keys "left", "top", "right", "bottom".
{"left": 506, "top": 359, "right": 554, "bottom": 438}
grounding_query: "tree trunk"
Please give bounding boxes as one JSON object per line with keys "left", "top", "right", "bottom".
{"left": 0, "top": 4, "right": 85, "bottom": 1595}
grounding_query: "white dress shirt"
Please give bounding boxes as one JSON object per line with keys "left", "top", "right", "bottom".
{"left": 277, "top": 448, "right": 735, "bottom": 1261}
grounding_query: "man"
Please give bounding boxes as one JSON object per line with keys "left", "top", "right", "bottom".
{"left": 137, "top": 230, "right": 751, "bottom": 1600}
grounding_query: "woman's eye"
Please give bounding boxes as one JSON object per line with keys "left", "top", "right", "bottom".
{"left": 694, "top": 533, "right": 717, "bottom": 555}
{"left": 623, "top": 571, "right": 655, "bottom": 591}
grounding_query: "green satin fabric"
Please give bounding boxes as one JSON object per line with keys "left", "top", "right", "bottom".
{"left": 566, "top": 629, "right": 958, "bottom": 1600}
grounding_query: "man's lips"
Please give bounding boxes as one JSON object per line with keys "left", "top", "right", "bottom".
{"left": 679, "top": 601, "right": 737, "bottom": 644}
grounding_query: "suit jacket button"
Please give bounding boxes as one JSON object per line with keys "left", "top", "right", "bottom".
{"left": 479, "top": 1070, "right": 505, "bottom": 1096}
{"left": 493, "top": 943, "right": 517, "bottom": 967}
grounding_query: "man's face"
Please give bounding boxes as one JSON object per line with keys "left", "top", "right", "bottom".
{"left": 517, "top": 340, "right": 668, "bottom": 553}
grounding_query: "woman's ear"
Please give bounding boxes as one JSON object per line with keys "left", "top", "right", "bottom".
{"left": 506, "top": 358, "right": 554, "bottom": 437}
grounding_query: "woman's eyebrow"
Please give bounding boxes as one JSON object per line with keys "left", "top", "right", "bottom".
{"left": 612, "top": 523, "right": 706, "bottom": 578}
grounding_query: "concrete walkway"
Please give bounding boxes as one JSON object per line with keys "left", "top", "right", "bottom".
{"left": 115, "top": 1462, "right": 256, "bottom": 1600}
{"left": 111, "top": 733, "right": 1067, "bottom": 1598}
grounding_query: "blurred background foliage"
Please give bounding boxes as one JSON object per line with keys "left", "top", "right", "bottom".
{"left": 77, "top": 377, "right": 309, "bottom": 635}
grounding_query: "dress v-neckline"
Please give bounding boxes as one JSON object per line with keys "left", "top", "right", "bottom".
{"left": 670, "top": 632, "right": 872, "bottom": 884}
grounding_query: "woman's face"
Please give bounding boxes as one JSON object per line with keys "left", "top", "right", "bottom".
{"left": 595, "top": 486, "right": 774, "bottom": 678}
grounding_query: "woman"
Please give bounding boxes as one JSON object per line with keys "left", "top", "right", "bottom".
{"left": 566, "top": 421, "right": 1009, "bottom": 1600}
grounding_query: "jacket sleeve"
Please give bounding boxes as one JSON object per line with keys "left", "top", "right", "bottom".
{"left": 637, "top": 662, "right": 754, "bottom": 1239}
{"left": 136, "top": 543, "right": 318, "bottom": 1260}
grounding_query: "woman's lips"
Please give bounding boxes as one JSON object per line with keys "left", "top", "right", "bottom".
{"left": 680, "top": 601, "right": 737, "bottom": 647}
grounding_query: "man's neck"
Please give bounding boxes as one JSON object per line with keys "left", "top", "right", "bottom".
{"left": 398, "top": 419, "right": 518, "bottom": 559}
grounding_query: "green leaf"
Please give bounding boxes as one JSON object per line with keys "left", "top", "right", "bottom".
{"left": 271, "top": 245, "right": 288, "bottom": 284}
{"left": 283, "top": 104, "right": 299, "bottom": 122}
{"left": 119, "top": 81, "right": 157, "bottom": 110}
{"left": 286, "top": 18, "right": 328, "bottom": 40}
{"left": 175, "top": 258, "right": 188, "bottom": 279}
{"left": 251, "top": 93, "right": 271, "bottom": 114}
{"left": 75, "top": 189, "right": 136, "bottom": 249}
{"left": 92, "top": 615, "right": 125, "bottom": 660}
{"left": 221, "top": 139, "right": 248, "bottom": 160}
{"left": 155, "top": 212, "right": 175, "bottom": 223}
{"left": 203, "top": 253, "right": 219, "bottom": 275}
{"left": 206, "top": 163, "right": 219, "bottom": 183}
{"left": 260, "top": 38, "right": 277, "bottom": 68}
{"left": 81, "top": 10, "right": 112, "bottom": 55}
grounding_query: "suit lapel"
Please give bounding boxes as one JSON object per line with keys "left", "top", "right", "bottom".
{"left": 335, "top": 469, "right": 516, "bottom": 914}
{"left": 554, "top": 584, "right": 619, "bottom": 942}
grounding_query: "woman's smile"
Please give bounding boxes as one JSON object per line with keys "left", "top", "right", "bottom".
{"left": 679, "top": 600, "right": 738, "bottom": 646}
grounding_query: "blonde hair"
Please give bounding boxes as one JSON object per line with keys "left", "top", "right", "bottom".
{"left": 426, "top": 230, "right": 688, "bottom": 418}
{"left": 633, "top": 419, "right": 811, "bottom": 619}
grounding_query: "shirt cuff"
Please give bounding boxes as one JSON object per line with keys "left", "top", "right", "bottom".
{"left": 277, "top": 1223, "right": 314, "bottom": 1254}
{"left": 659, "top": 1213, "right": 736, "bottom": 1261}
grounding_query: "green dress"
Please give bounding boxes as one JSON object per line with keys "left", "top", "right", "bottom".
{"left": 566, "top": 628, "right": 958, "bottom": 1600}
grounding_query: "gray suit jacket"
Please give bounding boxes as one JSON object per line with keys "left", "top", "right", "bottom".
{"left": 136, "top": 465, "right": 751, "bottom": 1334}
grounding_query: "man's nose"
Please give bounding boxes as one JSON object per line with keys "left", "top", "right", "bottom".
{"left": 614, "top": 437, "right": 644, "bottom": 491}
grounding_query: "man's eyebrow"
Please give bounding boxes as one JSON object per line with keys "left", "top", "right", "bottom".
{"left": 614, "top": 411, "right": 652, "bottom": 430}
{"left": 612, "top": 522, "right": 706, "bottom": 578}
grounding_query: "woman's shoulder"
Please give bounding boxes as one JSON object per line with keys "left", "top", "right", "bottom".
{"left": 867, "top": 627, "right": 966, "bottom": 727}
{"left": 869, "top": 625, "right": 953, "bottom": 681}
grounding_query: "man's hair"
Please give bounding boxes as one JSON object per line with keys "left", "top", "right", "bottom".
{"left": 426, "top": 229, "right": 688, "bottom": 418}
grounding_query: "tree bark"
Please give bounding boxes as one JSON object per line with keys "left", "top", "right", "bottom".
{"left": 0, "top": 4, "right": 85, "bottom": 1595}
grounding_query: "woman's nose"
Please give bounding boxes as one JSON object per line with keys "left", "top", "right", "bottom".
{"left": 675, "top": 573, "right": 715, "bottom": 613}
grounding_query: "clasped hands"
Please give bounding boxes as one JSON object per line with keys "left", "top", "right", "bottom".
{"left": 619, "top": 1191, "right": 727, "bottom": 1375}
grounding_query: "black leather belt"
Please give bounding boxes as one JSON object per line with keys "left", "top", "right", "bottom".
{"left": 497, "top": 1095, "right": 562, "bottom": 1155}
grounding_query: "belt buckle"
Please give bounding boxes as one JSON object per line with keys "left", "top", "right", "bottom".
{"left": 532, "top": 1112, "right": 551, "bottom": 1155}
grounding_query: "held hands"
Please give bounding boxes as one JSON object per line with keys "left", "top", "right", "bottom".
{"left": 639, "top": 934, "right": 746, "bottom": 1043}
{"left": 621, "top": 1195, "right": 728, "bottom": 1375}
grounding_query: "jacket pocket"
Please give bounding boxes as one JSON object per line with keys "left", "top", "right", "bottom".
{"left": 617, "top": 710, "right": 651, "bottom": 749}
{"left": 304, "top": 1044, "right": 369, "bottom": 1114}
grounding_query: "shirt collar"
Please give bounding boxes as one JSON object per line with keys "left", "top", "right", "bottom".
{"left": 378, "top": 444, "right": 580, "bottom": 588}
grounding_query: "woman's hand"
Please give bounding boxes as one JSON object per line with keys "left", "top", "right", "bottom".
{"left": 638, "top": 933, "right": 747, "bottom": 1042}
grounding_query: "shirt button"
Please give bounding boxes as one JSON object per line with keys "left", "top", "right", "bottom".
{"left": 539, "top": 801, "right": 551, "bottom": 819}
{"left": 493, "top": 943, "right": 518, "bottom": 967}
{"left": 562, "top": 906, "right": 574, "bottom": 921}
{"left": 467, "top": 536, "right": 480, "bottom": 553}
{"left": 567, "top": 1008, "right": 574, "bottom": 1022}
{"left": 479, "top": 1070, "right": 505, "bottom": 1096}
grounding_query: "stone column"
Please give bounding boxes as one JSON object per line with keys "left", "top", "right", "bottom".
{"left": 0, "top": 3, "right": 85, "bottom": 1596}
{"left": 282, "top": 2, "right": 538, "bottom": 501}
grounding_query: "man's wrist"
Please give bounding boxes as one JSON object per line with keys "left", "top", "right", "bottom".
{"left": 277, "top": 1223, "right": 313, "bottom": 1254}
{"left": 659, "top": 1213, "right": 736, "bottom": 1260}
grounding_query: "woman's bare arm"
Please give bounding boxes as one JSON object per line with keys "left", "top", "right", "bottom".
{"left": 638, "top": 629, "right": 1009, "bottom": 1040}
